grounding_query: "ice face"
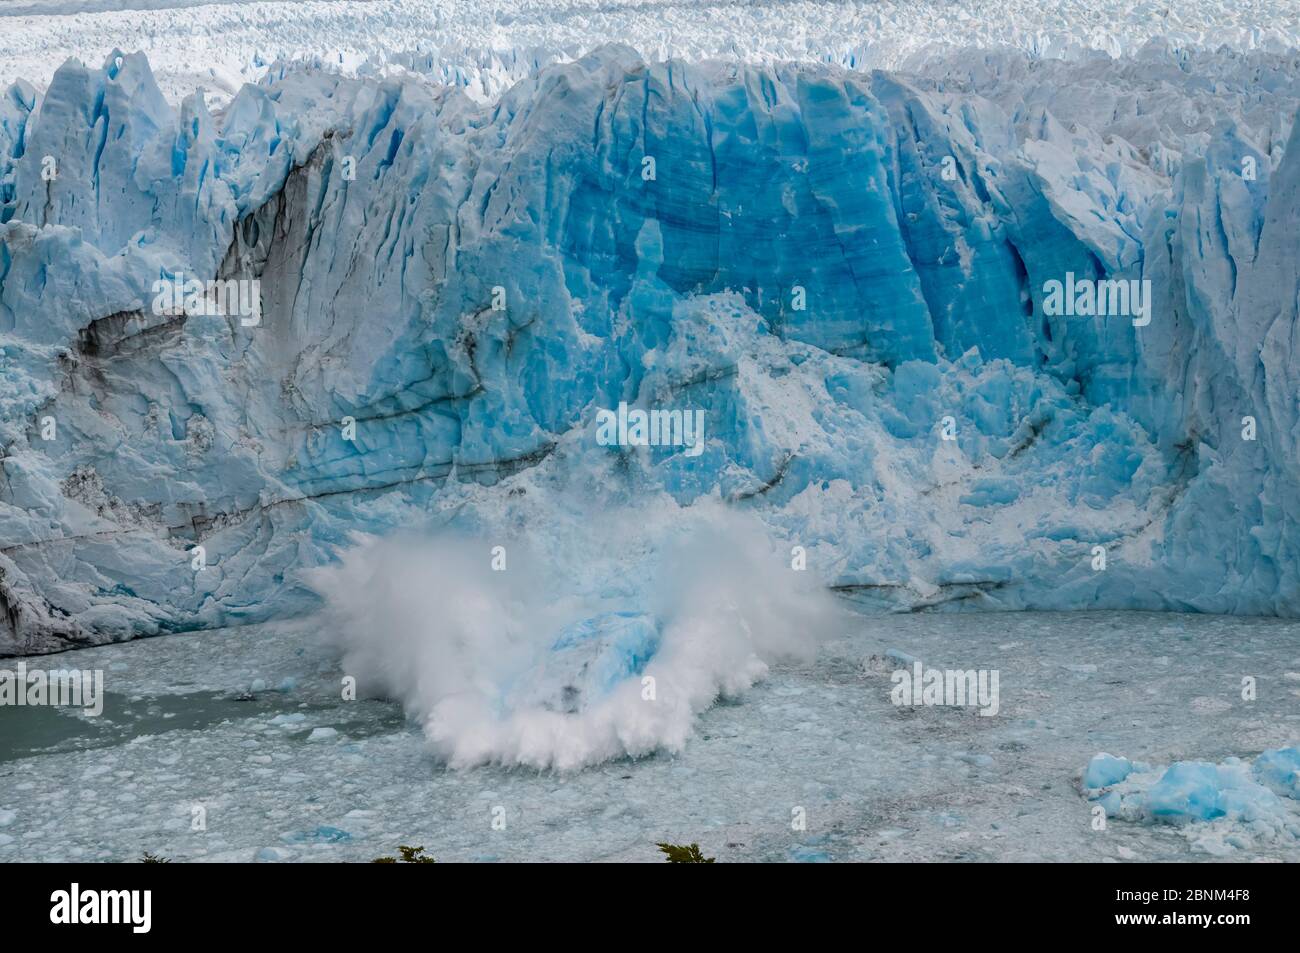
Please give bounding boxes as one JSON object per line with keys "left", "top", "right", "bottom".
{"left": 1, "top": 44, "right": 1299, "bottom": 659}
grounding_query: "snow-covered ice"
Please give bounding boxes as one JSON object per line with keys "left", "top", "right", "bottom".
{"left": 3, "top": 0, "right": 1299, "bottom": 104}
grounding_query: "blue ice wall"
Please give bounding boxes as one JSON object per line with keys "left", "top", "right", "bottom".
{"left": 1, "top": 46, "right": 1298, "bottom": 653}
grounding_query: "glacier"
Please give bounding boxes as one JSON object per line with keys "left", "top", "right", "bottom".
{"left": 3, "top": 41, "right": 1299, "bottom": 662}
{"left": 5, "top": 0, "right": 1300, "bottom": 104}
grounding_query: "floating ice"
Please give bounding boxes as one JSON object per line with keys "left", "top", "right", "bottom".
{"left": 1254, "top": 747, "right": 1300, "bottom": 799}
{"left": 1083, "top": 753, "right": 1133, "bottom": 789}
{"left": 1082, "top": 746, "right": 1300, "bottom": 851}
{"left": 281, "top": 825, "right": 352, "bottom": 844}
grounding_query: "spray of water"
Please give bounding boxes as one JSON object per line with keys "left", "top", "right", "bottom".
{"left": 307, "top": 504, "right": 847, "bottom": 770}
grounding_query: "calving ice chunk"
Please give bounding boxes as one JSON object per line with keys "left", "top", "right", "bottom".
{"left": 595, "top": 402, "right": 706, "bottom": 457}
{"left": 1041, "top": 272, "right": 1152, "bottom": 326}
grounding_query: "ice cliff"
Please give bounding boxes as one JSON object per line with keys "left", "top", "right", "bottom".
{"left": 2, "top": 43, "right": 1299, "bottom": 655}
